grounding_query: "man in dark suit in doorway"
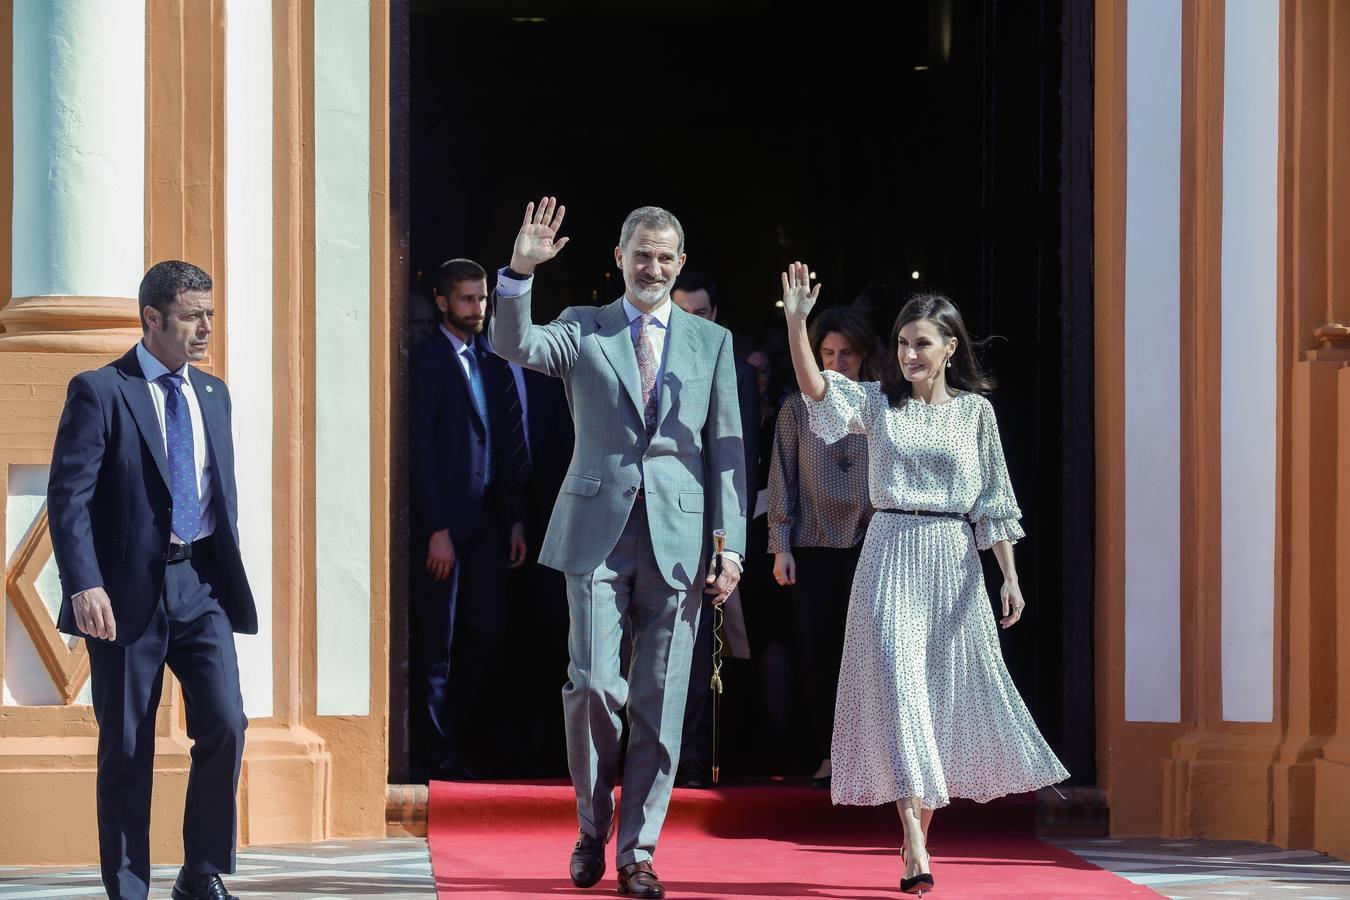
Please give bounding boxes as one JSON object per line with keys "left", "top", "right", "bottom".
{"left": 409, "top": 258, "right": 526, "bottom": 778}
{"left": 48, "top": 260, "right": 255, "bottom": 900}
{"left": 485, "top": 342, "right": 576, "bottom": 776}
{"left": 669, "top": 270, "right": 760, "bottom": 788}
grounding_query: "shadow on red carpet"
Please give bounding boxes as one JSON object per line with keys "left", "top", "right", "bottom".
{"left": 428, "top": 779, "right": 1159, "bottom": 899}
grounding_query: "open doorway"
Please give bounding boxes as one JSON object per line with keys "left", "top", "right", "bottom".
{"left": 392, "top": 0, "right": 1095, "bottom": 786}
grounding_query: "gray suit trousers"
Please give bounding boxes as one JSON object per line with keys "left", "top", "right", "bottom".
{"left": 563, "top": 499, "right": 703, "bottom": 868}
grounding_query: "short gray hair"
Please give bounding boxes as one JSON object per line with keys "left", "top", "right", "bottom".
{"left": 619, "top": 206, "right": 686, "bottom": 255}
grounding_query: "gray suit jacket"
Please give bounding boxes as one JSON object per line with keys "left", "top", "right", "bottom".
{"left": 489, "top": 288, "right": 747, "bottom": 589}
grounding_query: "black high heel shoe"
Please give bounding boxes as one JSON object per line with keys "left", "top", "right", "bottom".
{"left": 900, "top": 872, "right": 935, "bottom": 895}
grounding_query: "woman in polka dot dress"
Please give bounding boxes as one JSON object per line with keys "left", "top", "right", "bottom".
{"left": 780, "top": 262, "right": 1068, "bottom": 894}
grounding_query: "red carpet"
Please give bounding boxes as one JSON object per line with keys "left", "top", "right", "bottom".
{"left": 428, "top": 780, "right": 1158, "bottom": 899}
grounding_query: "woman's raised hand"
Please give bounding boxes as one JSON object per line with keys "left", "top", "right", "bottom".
{"left": 781, "top": 261, "right": 820, "bottom": 325}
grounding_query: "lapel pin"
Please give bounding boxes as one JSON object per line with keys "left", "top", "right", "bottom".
{"left": 205, "top": 385, "right": 214, "bottom": 393}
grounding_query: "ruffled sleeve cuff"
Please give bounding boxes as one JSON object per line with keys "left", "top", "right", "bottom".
{"left": 973, "top": 515, "right": 1025, "bottom": 551}
{"left": 804, "top": 370, "right": 873, "bottom": 444}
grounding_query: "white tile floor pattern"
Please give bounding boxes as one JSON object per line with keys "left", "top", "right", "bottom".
{"left": 1049, "top": 837, "right": 1350, "bottom": 899}
{"left": 2, "top": 835, "right": 1348, "bottom": 898}
{"left": 0, "top": 839, "right": 434, "bottom": 899}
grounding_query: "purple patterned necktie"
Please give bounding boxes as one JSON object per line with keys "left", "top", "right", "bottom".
{"left": 633, "top": 313, "right": 658, "bottom": 437}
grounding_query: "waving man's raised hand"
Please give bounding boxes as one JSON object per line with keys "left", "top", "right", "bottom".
{"left": 510, "top": 196, "right": 570, "bottom": 275}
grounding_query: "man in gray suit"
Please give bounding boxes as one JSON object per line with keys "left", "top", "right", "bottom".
{"left": 490, "top": 197, "right": 747, "bottom": 899}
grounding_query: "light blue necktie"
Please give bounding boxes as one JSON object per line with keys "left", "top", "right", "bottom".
{"left": 463, "top": 348, "right": 492, "bottom": 485}
{"left": 157, "top": 373, "right": 202, "bottom": 542}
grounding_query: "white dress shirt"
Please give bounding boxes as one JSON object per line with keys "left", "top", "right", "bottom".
{"left": 494, "top": 268, "right": 533, "bottom": 300}
{"left": 135, "top": 342, "right": 216, "bottom": 544}
{"left": 620, "top": 295, "right": 672, "bottom": 388}
{"left": 439, "top": 323, "right": 476, "bottom": 382}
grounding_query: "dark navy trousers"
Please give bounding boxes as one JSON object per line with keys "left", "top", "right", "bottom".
{"left": 415, "top": 514, "right": 509, "bottom": 775}
{"left": 86, "top": 540, "right": 247, "bottom": 900}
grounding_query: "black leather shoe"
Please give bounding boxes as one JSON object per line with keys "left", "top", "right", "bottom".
{"left": 900, "top": 872, "right": 935, "bottom": 895}
{"left": 675, "top": 771, "right": 710, "bottom": 789}
{"left": 171, "top": 870, "right": 238, "bottom": 900}
{"left": 569, "top": 829, "right": 606, "bottom": 888}
{"left": 618, "top": 860, "right": 665, "bottom": 898}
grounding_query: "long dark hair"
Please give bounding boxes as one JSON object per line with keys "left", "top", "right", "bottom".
{"left": 808, "top": 307, "right": 881, "bottom": 382}
{"left": 879, "top": 292, "right": 996, "bottom": 407}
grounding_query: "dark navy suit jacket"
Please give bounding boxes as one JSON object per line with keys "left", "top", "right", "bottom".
{"left": 517, "top": 365, "right": 573, "bottom": 546}
{"left": 735, "top": 355, "right": 760, "bottom": 521}
{"left": 48, "top": 346, "right": 257, "bottom": 646}
{"left": 408, "top": 329, "right": 522, "bottom": 543}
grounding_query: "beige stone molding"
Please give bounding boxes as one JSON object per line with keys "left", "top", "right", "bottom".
{"left": 1314, "top": 323, "right": 1349, "bottom": 345}
{"left": 385, "top": 784, "right": 428, "bottom": 837}
{"left": 1308, "top": 324, "right": 1350, "bottom": 361}
{"left": 0, "top": 296, "right": 141, "bottom": 353}
{"left": 4, "top": 506, "right": 90, "bottom": 703}
{"left": 0, "top": 725, "right": 332, "bottom": 863}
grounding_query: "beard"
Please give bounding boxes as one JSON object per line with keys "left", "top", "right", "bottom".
{"left": 629, "top": 279, "right": 671, "bottom": 307}
{"left": 445, "top": 310, "right": 484, "bottom": 334}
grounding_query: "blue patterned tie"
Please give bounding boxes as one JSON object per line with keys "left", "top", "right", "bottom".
{"left": 463, "top": 348, "right": 492, "bottom": 484}
{"left": 157, "top": 373, "right": 202, "bottom": 542}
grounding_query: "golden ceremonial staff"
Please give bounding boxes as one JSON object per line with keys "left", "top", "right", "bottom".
{"left": 710, "top": 528, "right": 727, "bottom": 785}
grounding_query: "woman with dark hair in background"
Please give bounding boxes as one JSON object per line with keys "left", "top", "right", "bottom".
{"left": 727, "top": 331, "right": 798, "bottom": 776}
{"left": 767, "top": 307, "right": 878, "bottom": 789}
{"left": 781, "top": 263, "right": 1067, "bottom": 895}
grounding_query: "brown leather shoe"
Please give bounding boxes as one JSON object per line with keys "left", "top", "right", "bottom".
{"left": 617, "top": 860, "right": 665, "bottom": 898}
{"left": 570, "top": 830, "right": 606, "bottom": 888}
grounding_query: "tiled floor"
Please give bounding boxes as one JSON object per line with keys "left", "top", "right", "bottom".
{"left": 1049, "top": 836, "right": 1350, "bottom": 899}
{"left": 0, "top": 839, "right": 434, "bottom": 899}
{"left": 3, "top": 835, "right": 1348, "bottom": 898}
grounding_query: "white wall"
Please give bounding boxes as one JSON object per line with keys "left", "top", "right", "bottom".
{"left": 11, "top": 0, "right": 144, "bottom": 299}
{"left": 226, "top": 0, "right": 277, "bottom": 719}
{"left": 1123, "top": 0, "right": 1183, "bottom": 723}
{"left": 1219, "top": 0, "right": 1279, "bottom": 724}
{"left": 313, "top": 0, "right": 372, "bottom": 716}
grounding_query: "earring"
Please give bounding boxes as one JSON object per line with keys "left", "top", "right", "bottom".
{"left": 946, "top": 358, "right": 952, "bottom": 368}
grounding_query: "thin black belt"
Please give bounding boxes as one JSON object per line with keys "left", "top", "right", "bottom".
{"left": 166, "top": 537, "right": 210, "bottom": 564}
{"left": 876, "top": 509, "right": 970, "bottom": 522}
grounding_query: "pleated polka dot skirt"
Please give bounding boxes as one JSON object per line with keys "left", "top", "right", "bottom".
{"left": 829, "top": 513, "right": 1069, "bottom": 809}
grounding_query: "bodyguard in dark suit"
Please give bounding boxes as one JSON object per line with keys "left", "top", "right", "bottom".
{"left": 408, "top": 258, "right": 525, "bottom": 777}
{"left": 48, "top": 261, "right": 254, "bottom": 900}
{"left": 669, "top": 271, "right": 760, "bottom": 787}
{"left": 494, "top": 357, "right": 576, "bottom": 775}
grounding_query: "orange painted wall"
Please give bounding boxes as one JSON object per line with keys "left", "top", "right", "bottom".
{"left": 1096, "top": 0, "right": 1350, "bottom": 854}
